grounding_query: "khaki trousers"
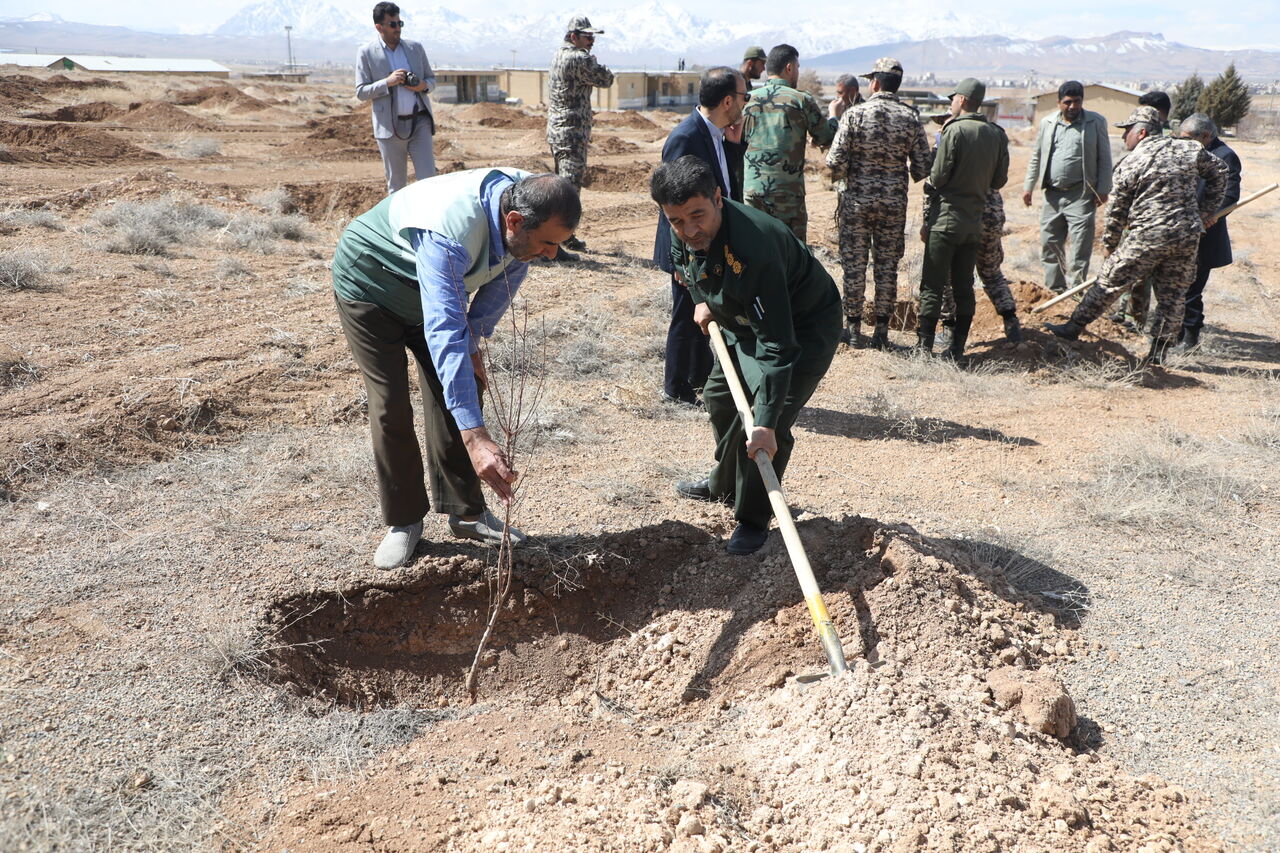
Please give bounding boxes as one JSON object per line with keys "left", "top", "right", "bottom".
{"left": 333, "top": 294, "right": 484, "bottom": 526}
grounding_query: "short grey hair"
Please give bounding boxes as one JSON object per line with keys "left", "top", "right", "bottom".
{"left": 1134, "top": 120, "right": 1163, "bottom": 139}
{"left": 500, "top": 174, "right": 581, "bottom": 231}
{"left": 835, "top": 74, "right": 857, "bottom": 90}
{"left": 1181, "top": 112, "right": 1217, "bottom": 140}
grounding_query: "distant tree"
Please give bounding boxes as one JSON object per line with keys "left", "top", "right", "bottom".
{"left": 1171, "top": 73, "right": 1203, "bottom": 122}
{"left": 1197, "top": 64, "right": 1251, "bottom": 129}
{"left": 797, "top": 69, "right": 824, "bottom": 99}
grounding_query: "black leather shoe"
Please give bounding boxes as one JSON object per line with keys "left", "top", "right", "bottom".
{"left": 675, "top": 478, "right": 715, "bottom": 501}
{"left": 726, "top": 522, "right": 769, "bottom": 555}
{"left": 562, "top": 236, "right": 588, "bottom": 252}
{"left": 549, "top": 246, "right": 579, "bottom": 263}
{"left": 1045, "top": 320, "right": 1082, "bottom": 341}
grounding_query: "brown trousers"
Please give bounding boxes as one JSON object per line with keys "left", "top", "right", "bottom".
{"left": 334, "top": 294, "right": 484, "bottom": 526}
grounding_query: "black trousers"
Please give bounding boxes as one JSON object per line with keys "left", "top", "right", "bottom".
{"left": 663, "top": 278, "right": 712, "bottom": 403}
{"left": 1182, "top": 263, "right": 1214, "bottom": 334}
{"left": 334, "top": 294, "right": 485, "bottom": 526}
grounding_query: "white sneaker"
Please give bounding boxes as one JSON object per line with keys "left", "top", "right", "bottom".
{"left": 373, "top": 522, "right": 423, "bottom": 569}
{"left": 447, "top": 510, "right": 526, "bottom": 546}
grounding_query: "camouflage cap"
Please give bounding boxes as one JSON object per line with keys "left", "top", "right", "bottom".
{"left": 860, "top": 57, "right": 903, "bottom": 79}
{"left": 565, "top": 15, "right": 604, "bottom": 34}
{"left": 743, "top": 46, "right": 766, "bottom": 61}
{"left": 949, "top": 77, "right": 986, "bottom": 104}
{"left": 1115, "top": 105, "right": 1161, "bottom": 128}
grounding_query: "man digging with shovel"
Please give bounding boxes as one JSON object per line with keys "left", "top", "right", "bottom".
{"left": 653, "top": 156, "right": 840, "bottom": 555}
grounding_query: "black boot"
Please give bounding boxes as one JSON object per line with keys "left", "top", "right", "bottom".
{"left": 1146, "top": 337, "right": 1174, "bottom": 366}
{"left": 549, "top": 245, "right": 579, "bottom": 263}
{"left": 1001, "top": 311, "right": 1024, "bottom": 344}
{"left": 1177, "top": 327, "right": 1201, "bottom": 351}
{"left": 840, "top": 319, "right": 862, "bottom": 348}
{"left": 1045, "top": 318, "right": 1083, "bottom": 341}
{"left": 942, "top": 315, "right": 973, "bottom": 363}
{"left": 869, "top": 317, "right": 890, "bottom": 350}
{"left": 915, "top": 316, "right": 938, "bottom": 355}
{"left": 562, "top": 235, "right": 588, "bottom": 252}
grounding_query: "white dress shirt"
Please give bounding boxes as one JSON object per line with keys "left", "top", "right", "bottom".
{"left": 696, "top": 108, "right": 732, "bottom": 194}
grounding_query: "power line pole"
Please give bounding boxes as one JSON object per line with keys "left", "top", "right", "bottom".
{"left": 284, "top": 25, "right": 294, "bottom": 72}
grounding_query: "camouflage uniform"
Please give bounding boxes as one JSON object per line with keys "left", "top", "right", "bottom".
{"left": 546, "top": 42, "right": 614, "bottom": 188}
{"left": 826, "top": 89, "right": 931, "bottom": 323}
{"left": 1063, "top": 110, "right": 1228, "bottom": 343}
{"left": 742, "top": 78, "right": 836, "bottom": 240}
{"left": 941, "top": 189, "right": 1017, "bottom": 320}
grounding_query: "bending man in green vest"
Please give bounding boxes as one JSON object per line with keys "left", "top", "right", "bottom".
{"left": 652, "top": 156, "right": 840, "bottom": 555}
{"left": 332, "top": 168, "right": 580, "bottom": 569}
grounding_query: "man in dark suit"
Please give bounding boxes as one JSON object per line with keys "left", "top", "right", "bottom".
{"left": 1178, "top": 112, "right": 1242, "bottom": 349}
{"left": 653, "top": 66, "right": 748, "bottom": 405}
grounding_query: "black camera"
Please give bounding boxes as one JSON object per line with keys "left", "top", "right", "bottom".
{"left": 404, "top": 71, "right": 420, "bottom": 88}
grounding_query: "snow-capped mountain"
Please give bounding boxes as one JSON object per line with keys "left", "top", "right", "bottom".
{"left": 214, "top": 0, "right": 364, "bottom": 43}
{"left": 211, "top": 0, "right": 996, "bottom": 65}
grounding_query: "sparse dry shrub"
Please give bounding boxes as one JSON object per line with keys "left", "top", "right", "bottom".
{"left": 94, "top": 198, "right": 228, "bottom": 256}
{"left": 0, "top": 346, "right": 39, "bottom": 388}
{"left": 248, "top": 187, "right": 296, "bottom": 215}
{"left": 1049, "top": 357, "right": 1144, "bottom": 390}
{"left": 0, "top": 249, "right": 46, "bottom": 290}
{"left": 182, "top": 137, "right": 221, "bottom": 158}
{"left": 215, "top": 258, "right": 253, "bottom": 280}
{"left": 1078, "top": 428, "right": 1259, "bottom": 529}
{"left": 224, "top": 213, "right": 309, "bottom": 254}
{"left": 137, "top": 288, "right": 195, "bottom": 314}
{"left": 1241, "top": 409, "right": 1280, "bottom": 450}
{"left": 0, "top": 208, "right": 64, "bottom": 232}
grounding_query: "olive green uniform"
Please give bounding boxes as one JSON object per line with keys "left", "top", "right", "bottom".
{"left": 670, "top": 200, "right": 840, "bottom": 529}
{"left": 920, "top": 112, "right": 1009, "bottom": 323}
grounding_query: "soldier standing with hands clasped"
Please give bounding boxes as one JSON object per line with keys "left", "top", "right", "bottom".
{"left": 546, "top": 14, "right": 614, "bottom": 260}
{"left": 1046, "top": 106, "right": 1228, "bottom": 365}
{"left": 917, "top": 78, "right": 1008, "bottom": 361}
{"left": 826, "top": 57, "right": 932, "bottom": 349}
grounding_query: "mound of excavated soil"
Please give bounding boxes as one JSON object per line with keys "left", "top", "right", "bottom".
{"left": 0, "top": 121, "right": 160, "bottom": 165}
{"left": 171, "top": 84, "right": 270, "bottom": 113}
{"left": 584, "top": 161, "right": 653, "bottom": 193}
{"left": 283, "top": 180, "right": 385, "bottom": 221}
{"left": 26, "top": 101, "right": 121, "bottom": 122}
{"left": 594, "top": 110, "right": 658, "bottom": 129}
{"left": 252, "top": 515, "right": 1218, "bottom": 852}
{"left": 591, "top": 134, "right": 640, "bottom": 154}
{"left": 41, "top": 73, "right": 126, "bottom": 91}
{"left": 455, "top": 102, "right": 543, "bottom": 129}
{"left": 115, "top": 101, "right": 214, "bottom": 131}
{"left": 304, "top": 111, "right": 371, "bottom": 148}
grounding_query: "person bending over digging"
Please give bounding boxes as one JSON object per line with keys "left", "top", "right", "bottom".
{"left": 653, "top": 155, "right": 840, "bottom": 555}
{"left": 331, "top": 168, "right": 581, "bottom": 569}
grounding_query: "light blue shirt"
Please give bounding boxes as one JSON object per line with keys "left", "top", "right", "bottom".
{"left": 696, "top": 108, "right": 732, "bottom": 194}
{"left": 381, "top": 41, "right": 420, "bottom": 117}
{"left": 409, "top": 175, "right": 528, "bottom": 431}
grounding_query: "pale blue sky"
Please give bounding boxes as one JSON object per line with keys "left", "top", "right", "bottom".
{"left": 1, "top": 0, "right": 1277, "bottom": 51}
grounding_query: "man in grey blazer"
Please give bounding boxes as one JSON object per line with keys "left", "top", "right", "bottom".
{"left": 356, "top": 2, "right": 437, "bottom": 193}
{"left": 1023, "top": 81, "right": 1112, "bottom": 293}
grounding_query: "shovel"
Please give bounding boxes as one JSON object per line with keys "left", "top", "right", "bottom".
{"left": 706, "top": 320, "right": 849, "bottom": 677}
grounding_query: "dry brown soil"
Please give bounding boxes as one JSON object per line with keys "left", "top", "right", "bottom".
{"left": 0, "top": 70, "right": 1277, "bottom": 852}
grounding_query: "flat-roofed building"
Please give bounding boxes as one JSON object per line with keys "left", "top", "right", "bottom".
{"left": 1032, "top": 83, "right": 1141, "bottom": 134}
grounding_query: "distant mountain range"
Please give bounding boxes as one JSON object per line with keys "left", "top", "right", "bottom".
{"left": 2, "top": 4, "right": 1278, "bottom": 81}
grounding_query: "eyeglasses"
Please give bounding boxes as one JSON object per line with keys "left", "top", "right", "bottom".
{"left": 736, "top": 91, "right": 752, "bottom": 101}
{"left": 382, "top": 20, "right": 404, "bottom": 28}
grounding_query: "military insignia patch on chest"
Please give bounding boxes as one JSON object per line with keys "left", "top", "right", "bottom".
{"left": 724, "top": 246, "right": 743, "bottom": 275}
{"left": 735, "top": 315, "right": 750, "bottom": 325}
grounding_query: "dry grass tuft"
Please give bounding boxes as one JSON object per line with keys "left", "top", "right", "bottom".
{"left": 0, "top": 208, "right": 64, "bottom": 232}
{"left": 0, "top": 249, "right": 46, "bottom": 291}
{"left": 223, "top": 214, "right": 310, "bottom": 254}
{"left": 1077, "top": 428, "right": 1260, "bottom": 530}
{"left": 93, "top": 198, "right": 228, "bottom": 256}
{"left": 0, "top": 346, "right": 39, "bottom": 388}
{"left": 215, "top": 258, "right": 254, "bottom": 281}
{"left": 248, "top": 187, "right": 296, "bottom": 215}
{"left": 1046, "top": 357, "right": 1144, "bottom": 390}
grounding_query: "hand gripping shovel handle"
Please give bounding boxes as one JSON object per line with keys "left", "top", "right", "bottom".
{"left": 1216, "top": 182, "right": 1278, "bottom": 219}
{"left": 706, "top": 321, "right": 849, "bottom": 675}
{"left": 1031, "top": 276, "right": 1098, "bottom": 314}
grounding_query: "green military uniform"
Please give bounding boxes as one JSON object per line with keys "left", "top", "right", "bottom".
{"left": 919, "top": 82, "right": 1008, "bottom": 354}
{"left": 670, "top": 200, "right": 841, "bottom": 529}
{"left": 742, "top": 78, "right": 837, "bottom": 241}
